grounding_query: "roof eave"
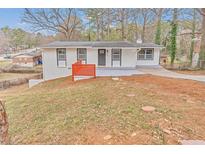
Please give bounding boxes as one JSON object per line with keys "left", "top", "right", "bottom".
{"left": 40, "top": 46, "right": 93, "bottom": 49}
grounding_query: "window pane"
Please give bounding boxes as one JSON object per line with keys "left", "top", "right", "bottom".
{"left": 146, "top": 50, "right": 153, "bottom": 55}
{"left": 146, "top": 49, "right": 153, "bottom": 60}
{"left": 78, "top": 55, "right": 86, "bottom": 59}
{"left": 112, "top": 49, "right": 121, "bottom": 61}
{"left": 137, "top": 49, "right": 145, "bottom": 60}
{"left": 146, "top": 54, "right": 153, "bottom": 59}
{"left": 79, "top": 50, "right": 86, "bottom": 54}
{"left": 113, "top": 55, "right": 120, "bottom": 59}
{"left": 113, "top": 51, "right": 119, "bottom": 54}
{"left": 138, "top": 54, "right": 145, "bottom": 60}
{"left": 57, "top": 48, "right": 66, "bottom": 67}
{"left": 77, "top": 48, "right": 87, "bottom": 63}
{"left": 138, "top": 50, "right": 145, "bottom": 54}
{"left": 138, "top": 49, "right": 153, "bottom": 60}
{"left": 58, "top": 53, "right": 66, "bottom": 60}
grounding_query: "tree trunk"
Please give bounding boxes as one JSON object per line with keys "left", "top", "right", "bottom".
{"left": 96, "top": 16, "right": 100, "bottom": 41}
{"left": 154, "top": 9, "right": 163, "bottom": 45}
{"left": 0, "top": 101, "right": 9, "bottom": 144}
{"left": 135, "top": 21, "right": 138, "bottom": 41}
{"left": 121, "top": 21, "right": 125, "bottom": 40}
{"left": 199, "top": 8, "right": 205, "bottom": 68}
{"left": 189, "top": 9, "right": 196, "bottom": 65}
{"left": 107, "top": 9, "right": 111, "bottom": 40}
{"left": 170, "top": 8, "right": 178, "bottom": 66}
{"left": 142, "top": 17, "right": 146, "bottom": 43}
{"left": 155, "top": 17, "right": 161, "bottom": 45}
{"left": 64, "top": 31, "right": 70, "bottom": 40}
{"left": 100, "top": 17, "right": 104, "bottom": 40}
{"left": 121, "top": 9, "right": 126, "bottom": 40}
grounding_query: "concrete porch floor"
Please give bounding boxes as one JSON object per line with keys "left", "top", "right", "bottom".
{"left": 96, "top": 67, "right": 145, "bottom": 76}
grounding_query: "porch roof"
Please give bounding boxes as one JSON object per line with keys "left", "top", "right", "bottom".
{"left": 40, "top": 41, "right": 163, "bottom": 48}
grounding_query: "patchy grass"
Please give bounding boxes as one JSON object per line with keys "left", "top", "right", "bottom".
{"left": 1, "top": 75, "right": 205, "bottom": 144}
{"left": 34, "top": 65, "right": 43, "bottom": 73}
{"left": 0, "top": 73, "right": 38, "bottom": 81}
{"left": 0, "top": 60, "right": 12, "bottom": 68}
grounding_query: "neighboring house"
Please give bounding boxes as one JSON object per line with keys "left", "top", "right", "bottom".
{"left": 12, "top": 50, "right": 42, "bottom": 67}
{"left": 40, "top": 41, "right": 163, "bottom": 80}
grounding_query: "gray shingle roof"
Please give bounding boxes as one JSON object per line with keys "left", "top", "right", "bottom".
{"left": 41, "top": 41, "right": 93, "bottom": 48}
{"left": 92, "top": 41, "right": 136, "bottom": 47}
{"left": 40, "top": 41, "right": 163, "bottom": 48}
{"left": 135, "top": 43, "right": 164, "bottom": 48}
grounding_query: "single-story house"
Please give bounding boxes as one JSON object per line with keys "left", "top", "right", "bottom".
{"left": 40, "top": 41, "right": 163, "bottom": 80}
{"left": 12, "top": 50, "right": 42, "bottom": 67}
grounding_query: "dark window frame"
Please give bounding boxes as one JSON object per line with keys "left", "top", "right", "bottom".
{"left": 56, "top": 48, "right": 67, "bottom": 67}
{"left": 77, "top": 48, "right": 87, "bottom": 64}
{"left": 111, "top": 48, "right": 122, "bottom": 66}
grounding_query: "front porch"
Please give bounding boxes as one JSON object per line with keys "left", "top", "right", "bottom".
{"left": 96, "top": 67, "right": 145, "bottom": 76}
{"left": 71, "top": 60, "right": 145, "bottom": 81}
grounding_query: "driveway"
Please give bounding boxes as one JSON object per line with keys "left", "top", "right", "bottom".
{"left": 137, "top": 65, "right": 205, "bottom": 82}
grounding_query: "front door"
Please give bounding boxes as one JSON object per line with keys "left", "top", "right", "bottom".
{"left": 98, "top": 49, "right": 106, "bottom": 66}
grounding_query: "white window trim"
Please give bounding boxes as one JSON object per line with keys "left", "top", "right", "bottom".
{"left": 137, "top": 48, "right": 154, "bottom": 60}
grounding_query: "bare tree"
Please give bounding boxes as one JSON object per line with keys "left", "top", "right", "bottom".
{"left": 140, "top": 9, "right": 154, "bottom": 42}
{"left": 129, "top": 9, "right": 141, "bottom": 41}
{"left": 22, "top": 9, "right": 82, "bottom": 40}
{"left": 189, "top": 9, "right": 197, "bottom": 64}
{"left": 115, "top": 8, "right": 130, "bottom": 40}
{"left": 106, "top": 9, "right": 112, "bottom": 40}
{"left": 0, "top": 30, "right": 10, "bottom": 52}
{"left": 151, "top": 8, "right": 164, "bottom": 44}
{"left": 198, "top": 8, "right": 205, "bottom": 68}
{"left": 85, "top": 9, "right": 105, "bottom": 41}
{"left": 104, "top": 9, "right": 115, "bottom": 40}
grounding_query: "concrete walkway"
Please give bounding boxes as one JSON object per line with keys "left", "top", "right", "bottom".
{"left": 137, "top": 65, "right": 205, "bottom": 82}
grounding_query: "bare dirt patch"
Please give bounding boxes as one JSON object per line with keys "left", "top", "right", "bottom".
{"left": 123, "top": 75, "right": 205, "bottom": 101}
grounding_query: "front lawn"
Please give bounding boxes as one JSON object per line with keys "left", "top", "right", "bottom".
{"left": 2, "top": 75, "right": 205, "bottom": 144}
{"left": 0, "top": 60, "right": 12, "bottom": 69}
{"left": 0, "top": 73, "right": 38, "bottom": 81}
